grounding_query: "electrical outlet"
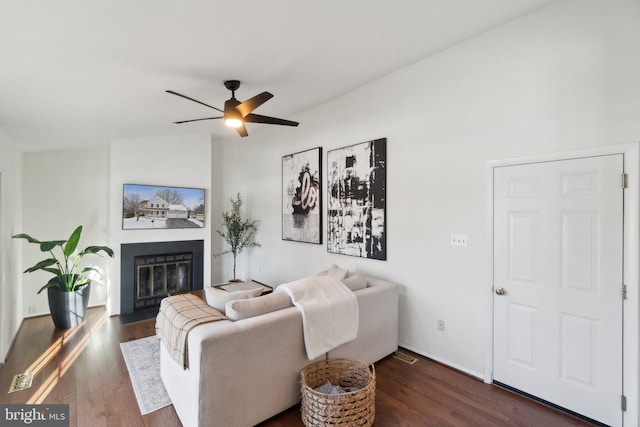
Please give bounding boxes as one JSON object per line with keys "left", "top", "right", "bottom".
{"left": 28, "top": 305, "right": 36, "bottom": 314}
{"left": 450, "top": 234, "right": 467, "bottom": 247}
{"left": 437, "top": 320, "right": 445, "bottom": 331}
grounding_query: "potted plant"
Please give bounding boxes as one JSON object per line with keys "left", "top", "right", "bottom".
{"left": 215, "top": 193, "right": 260, "bottom": 282}
{"left": 13, "top": 225, "right": 114, "bottom": 328}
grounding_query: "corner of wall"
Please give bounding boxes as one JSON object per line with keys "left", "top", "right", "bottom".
{"left": 0, "top": 128, "right": 23, "bottom": 362}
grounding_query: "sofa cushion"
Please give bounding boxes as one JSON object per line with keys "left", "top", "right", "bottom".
{"left": 317, "top": 264, "right": 348, "bottom": 280}
{"left": 341, "top": 273, "right": 367, "bottom": 291}
{"left": 225, "top": 292, "right": 293, "bottom": 321}
{"left": 204, "top": 287, "right": 263, "bottom": 312}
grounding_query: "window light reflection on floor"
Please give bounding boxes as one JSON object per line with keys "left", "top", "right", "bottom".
{"left": 26, "top": 309, "right": 109, "bottom": 404}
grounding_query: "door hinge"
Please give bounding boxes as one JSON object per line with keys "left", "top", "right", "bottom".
{"left": 622, "top": 284, "right": 628, "bottom": 300}
{"left": 622, "top": 173, "right": 628, "bottom": 189}
{"left": 621, "top": 394, "right": 627, "bottom": 411}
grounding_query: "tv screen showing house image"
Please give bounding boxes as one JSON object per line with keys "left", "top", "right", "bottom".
{"left": 122, "top": 184, "right": 206, "bottom": 230}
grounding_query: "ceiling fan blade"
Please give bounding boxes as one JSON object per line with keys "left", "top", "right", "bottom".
{"left": 236, "top": 123, "right": 248, "bottom": 137}
{"left": 166, "top": 90, "right": 224, "bottom": 113}
{"left": 244, "top": 113, "right": 299, "bottom": 127}
{"left": 235, "top": 92, "right": 273, "bottom": 117}
{"left": 173, "top": 116, "right": 223, "bottom": 124}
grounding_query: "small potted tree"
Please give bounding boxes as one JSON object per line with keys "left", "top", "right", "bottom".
{"left": 13, "top": 225, "right": 114, "bottom": 328}
{"left": 215, "top": 193, "right": 260, "bottom": 282}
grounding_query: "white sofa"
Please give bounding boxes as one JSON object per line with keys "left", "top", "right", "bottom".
{"left": 160, "top": 276, "right": 399, "bottom": 427}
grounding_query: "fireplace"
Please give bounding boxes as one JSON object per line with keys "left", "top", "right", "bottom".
{"left": 120, "top": 240, "right": 204, "bottom": 315}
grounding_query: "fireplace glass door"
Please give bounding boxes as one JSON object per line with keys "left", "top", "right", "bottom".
{"left": 134, "top": 252, "right": 192, "bottom": 310}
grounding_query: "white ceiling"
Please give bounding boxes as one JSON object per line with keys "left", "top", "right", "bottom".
{"left": 0, "top": 0, "right": 556, "bottom": 150}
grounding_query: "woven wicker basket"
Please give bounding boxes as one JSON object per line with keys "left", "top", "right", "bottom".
{"left": 300, "top": 359, "right": 375, "bottom": 426}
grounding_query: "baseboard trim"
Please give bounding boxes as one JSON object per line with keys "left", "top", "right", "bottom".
{"left": 398, "top": 342, "right": 483, "bottom": 380}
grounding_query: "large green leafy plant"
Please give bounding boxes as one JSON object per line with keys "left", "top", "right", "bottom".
{"left": 13, "top": 225, "right": 115, "bottom": 293}
{"left": 215, "top": 193, "right": 261, "bottom": 281}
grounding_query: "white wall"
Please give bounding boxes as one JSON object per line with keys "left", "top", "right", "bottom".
{"left": 210, "top": 137, "right": 226, "bottom": 284}
{"left": 0, "top": 126, "right": 22, "bottom": 362}
{"left": 108, "top": 134, "right": 212, "bottom": 314}
{"left": 214, "top": 0, "right": 640, "bottom": 379}
{"left": 21, "top": 145, "right": 110, "bottom": 316}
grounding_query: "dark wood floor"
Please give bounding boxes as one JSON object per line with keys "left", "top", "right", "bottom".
{"left": 0, "top": 306, "right": 596, "bottom": 426}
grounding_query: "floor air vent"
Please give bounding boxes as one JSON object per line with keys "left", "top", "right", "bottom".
{"left": 393, "top": 351, "right": 418, "bottom": 365}
{"left": 8, "top": 372, "right": 34, "bottom": 393}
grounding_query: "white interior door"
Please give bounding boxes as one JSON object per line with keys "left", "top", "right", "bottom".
{"left": 493, "top": 154, "right": 624, "bottom": 426}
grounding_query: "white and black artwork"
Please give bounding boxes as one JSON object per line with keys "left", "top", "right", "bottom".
{"left": 327, "top": 138, "right": 386, "bottom": 260}
{"left": 282, "top": 147, "right": 322, "bottom": 244}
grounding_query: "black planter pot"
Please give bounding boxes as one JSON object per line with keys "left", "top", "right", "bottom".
{"left": 47, "top": 283, "right": 91, "bottom": 329}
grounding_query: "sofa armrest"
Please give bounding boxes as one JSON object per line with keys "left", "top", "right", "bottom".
{"left": 329, "top": 278, "right": 399, "bottom": 362}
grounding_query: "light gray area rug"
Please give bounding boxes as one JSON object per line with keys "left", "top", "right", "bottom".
{"left": 120, "top": 336, "right": 172, "bottom": 415}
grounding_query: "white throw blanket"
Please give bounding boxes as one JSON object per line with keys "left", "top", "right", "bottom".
{"left": 276, "top": 276, "right": 359, "bottom": 360}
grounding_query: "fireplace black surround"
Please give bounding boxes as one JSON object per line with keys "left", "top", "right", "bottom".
{"left": 120, "top": 240, "right": 204, "bottom": 315}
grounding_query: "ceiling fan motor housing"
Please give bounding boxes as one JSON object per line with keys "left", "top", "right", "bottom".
{"left": 223, "top": 80, "right": 241, "bottom": 93}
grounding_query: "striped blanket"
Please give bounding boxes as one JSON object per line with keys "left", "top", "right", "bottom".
{"left": 155, "top": 293, "right": 228, "bottom": 369}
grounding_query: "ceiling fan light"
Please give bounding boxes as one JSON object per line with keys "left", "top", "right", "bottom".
{"left": 224, "top": 117, "right": 243, "bottom": 128}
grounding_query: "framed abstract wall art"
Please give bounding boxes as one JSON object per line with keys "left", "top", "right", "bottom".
{"left": 122, "top": 184, "right": 205, "bottom": 230}
{"left": 282, "top": 147, "right": 322, "bottom": 244}
{"left": 327, "top": 138, "right": 386, "bottom": 260}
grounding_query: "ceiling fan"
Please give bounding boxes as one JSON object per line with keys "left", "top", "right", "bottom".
{"left": 166, "top": 80, "right": 299, "bottom": 137}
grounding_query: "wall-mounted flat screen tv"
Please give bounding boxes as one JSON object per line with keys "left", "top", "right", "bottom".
{"left": 122, "top": 184, "right": 206, "bottom": 230}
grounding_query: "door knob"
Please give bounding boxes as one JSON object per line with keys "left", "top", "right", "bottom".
{"left": 495, "top": 287, "right": 506, "bottom": 296}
